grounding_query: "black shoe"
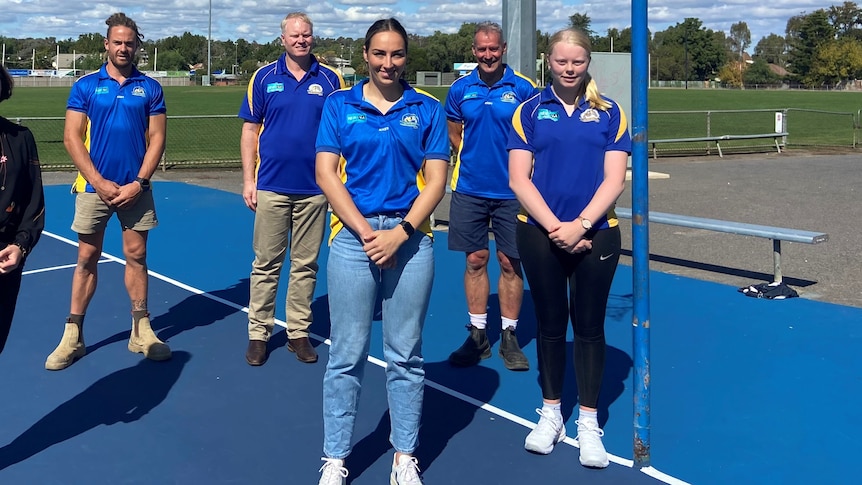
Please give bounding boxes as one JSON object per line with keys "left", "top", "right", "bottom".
{"left": 448, "top": 325, "right": 491, "bottom": 367}
{"left": 499, "top": 327, "right": 529, "bottom": 371}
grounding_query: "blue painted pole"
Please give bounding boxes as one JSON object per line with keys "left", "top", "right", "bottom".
{"left": 630, "top": 0, "right": 651, "bottom": 467}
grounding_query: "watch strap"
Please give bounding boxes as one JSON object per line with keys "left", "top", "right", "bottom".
{"left": 399, "top": 220, "right": 415, "bottom": 237}
{"left": 135, "top": 177, "right": 151, "bottom": 191}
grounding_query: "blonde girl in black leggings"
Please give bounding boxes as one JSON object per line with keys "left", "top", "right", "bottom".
{"left": 507, "top": 27, "right": 631, "bottom": 468}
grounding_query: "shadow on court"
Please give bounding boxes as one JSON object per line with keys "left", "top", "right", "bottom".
{"left": 0, "top": 351, "right": 191, "bottom": 471}
{"left": 10, "top": 181, "right": 859, "bottom": 484}
{"left": 84, "top": 279, "right": 250, "bottom": 355}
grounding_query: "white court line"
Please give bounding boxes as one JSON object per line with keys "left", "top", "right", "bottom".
{"left": 41, "top": 230, "right": 688, "bottom": 484}
{"left": 23, "top": 259, "right": 111, "bottom": 276}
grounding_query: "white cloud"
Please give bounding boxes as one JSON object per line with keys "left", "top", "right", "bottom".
{"left": 0, "top": 1, "right": 844, "bottom": 47}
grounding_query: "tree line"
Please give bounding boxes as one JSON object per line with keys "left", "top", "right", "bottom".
{"left": 2, "top": 2, "right": 861, "bottom": 88}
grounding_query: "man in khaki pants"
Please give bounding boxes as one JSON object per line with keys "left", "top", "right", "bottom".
{"left": 238, "top": 12, "right": 345, "bottom": 366}
{"left": 46, "top": 12, "right": 169, "bottom": 370}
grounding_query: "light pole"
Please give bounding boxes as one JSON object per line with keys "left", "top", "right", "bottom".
{"left": 206, "top": 0, "right": 212, "bottom": 86}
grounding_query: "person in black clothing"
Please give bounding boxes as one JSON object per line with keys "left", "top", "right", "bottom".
{"left": 0, "top": 64, "right": 46, "bottom": 354}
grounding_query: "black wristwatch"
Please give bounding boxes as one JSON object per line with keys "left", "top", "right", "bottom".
{"left": 11, "top": 242, "right": 28, "bottom": 257}
{"left": 135, "top": 177, "right": 151, "bottom": 192}
{"left": 399, "top": 220, "right": 415, "bottom": 237}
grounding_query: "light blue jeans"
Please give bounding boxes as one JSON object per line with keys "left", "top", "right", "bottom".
{"left": 323, "top": 215, "right": 434, "bottom": 459}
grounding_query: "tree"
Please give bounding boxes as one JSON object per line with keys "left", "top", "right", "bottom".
{"left": 152, "top": 50, "right": 185, "bottom": 71}
{"left": 77, "top": 53, "right": 105, "bottom": 70}
{"left": 786, "top": 9, "right": 835, "bottom": 83}
{"left": 728, "top": 22, "right": 751, "bottom": 60}
{"left": 717, "top": 63, "right": 742, "bottom": 87}
{"left": 754, "top": 34, "right": 788, "bottom": 66}
{"left": 73, "top": 33, "right": 105, "bottom": 54}
{"left": 743, "top": 59, "right": 783, "bottom": 86}
{"left": 654, "top": 19, "right": 727, "bottom": 82}
{"left": 828, "top": 1, "right": 862, "bottom": 37}
{"left": 807, "top": 38, "right": 862, "bottom": 86}
{"left": 568, "top": 13, "right": 595, "bottom": 38}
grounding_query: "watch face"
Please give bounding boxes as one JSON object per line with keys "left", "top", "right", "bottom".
{"left": 581, "top": 218, "right": 592, "bottom": 230}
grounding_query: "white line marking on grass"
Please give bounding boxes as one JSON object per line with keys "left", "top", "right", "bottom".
{"left": 43, "top": 230, "right": 688, "bottom": 485}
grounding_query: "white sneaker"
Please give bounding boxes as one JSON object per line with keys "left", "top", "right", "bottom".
{"left": 524, "top": 408, "right": 566, "bottom": 454}
{"left": 576, "top": 420, "right": 609, "bottom": 468}
{"left": 318, "top": 457, "right": 348, "bottom": 485}
{"left": 390, "top": 454, "right": 423, "bottom": 485}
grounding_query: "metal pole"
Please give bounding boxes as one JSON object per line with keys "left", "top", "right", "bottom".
{"left": 631, "top": 0, "right": 652, "bottom": 468}
{"left": 207, "top": 0, "right": 212, "bottom": 86}
{"left": 502, "top": 0, "right": 537, "bottom": 81}
{"left": 684, "top": 29, "right": 689, "bottom": 90}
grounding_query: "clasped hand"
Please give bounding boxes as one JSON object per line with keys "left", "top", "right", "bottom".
{"left": 548, "top": 220, "right": 592, "bottom": 254}
{"left": 362, "top": 228, "right": 406, "bottom": 269}
{"left": 0, "top": 244, "right": 23, "bottom": 273}
{"left": 95, "top": 179, "right": 141, "bottom": 209}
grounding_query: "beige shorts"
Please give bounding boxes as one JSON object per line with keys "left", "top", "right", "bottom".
{"left": 71, "top": 191, "right": 158, "bottom": 234}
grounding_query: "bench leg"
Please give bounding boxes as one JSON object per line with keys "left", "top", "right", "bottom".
{"left": 772, "top": 239, "right": 782, "bottom": 283}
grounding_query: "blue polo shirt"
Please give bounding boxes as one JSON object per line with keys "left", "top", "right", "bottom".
{"left": 67, "top": 64, "right": 166, "bottom": 192}
{"left": 445, "top": 65, "right": 537, "bottom": 199}
{"left": 238, "top": 53, "right": 344, "bottom": 195}
{"left": 507, "top": 86, "right": 632, "bottom": 229}
{"left": 316, "top": 79, "right": 449, "bottom": 233}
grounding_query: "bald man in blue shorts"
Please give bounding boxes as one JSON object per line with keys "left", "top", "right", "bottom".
{"left": 445, "top": 22, "right": 539, "bottom": 371}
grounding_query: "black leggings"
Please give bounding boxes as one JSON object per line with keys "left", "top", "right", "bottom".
{"left": 517, "top": 222, "right": 620, "bottom": 407}
{"left": 0, "top": 263, "right": 24, "bottom": 355}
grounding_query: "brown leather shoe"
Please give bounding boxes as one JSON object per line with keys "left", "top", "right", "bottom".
{"left": 245, "top": 340, "right": 268, "bottom": 366}
{"left": 287, "top": 337, "right": 318, "bottom": 363}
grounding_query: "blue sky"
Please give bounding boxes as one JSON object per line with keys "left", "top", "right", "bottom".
{"left": 0, "top": 0, "right": 834, "bottom": 47}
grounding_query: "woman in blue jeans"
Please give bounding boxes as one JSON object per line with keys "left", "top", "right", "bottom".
{"left": 313, "top": 18, "right": 449, "bottom": 485}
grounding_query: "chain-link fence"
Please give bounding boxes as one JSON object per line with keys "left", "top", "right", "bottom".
{"left": 15, "top": 109, "right": 861, "bottom": 170}
{"left": 14, "top": 115, "right": 243, "bottom": 170}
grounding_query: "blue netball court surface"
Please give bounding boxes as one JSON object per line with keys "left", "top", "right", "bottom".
{"left": 1, "top": 182, "right": 859, "bottom": 484}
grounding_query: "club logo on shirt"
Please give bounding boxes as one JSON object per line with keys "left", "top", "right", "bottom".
{"left": 307, "top": 84, "right": 324, "bottom": 96}
{"left": 132, "top": 86, "right": 146, "bottom": 97}
{"left": 462, "top": 92, "right": 479, "bottom": 100}
{"left": 95, "top": 86, "right": 109, "bottom": 95}
{"left": 347, "top": 113, "right": 367, "bottom": 124}
{"left": 400, "top": 113, "right": 419, "bottom": 129}
{"left": 580, "top": 108, "right": 601, "bottom": 123}
{"left": 266, "top": 82, "right": 284, "bottom": 93}
{"left": 537, "top": 109, "right": 559, "bottom": 122}
{"left": 501, "top": 91, "right": 518, "bottom": 104}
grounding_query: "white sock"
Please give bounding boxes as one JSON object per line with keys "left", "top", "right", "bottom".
{"left": 502, "top": 316, "right": 518, "bottom": 331}
{"left": 578, "top": 408, "right": 598, "bottom": 426}
{"left": 542, "top": 402, "right": 563, "bottom": 421}
{"left": 469, "top": 312, "right": 487, "bottom": 330}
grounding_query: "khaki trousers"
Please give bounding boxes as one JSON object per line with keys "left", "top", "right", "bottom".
{"left": 248, "top": 190, "right": 327, "bottom": 340}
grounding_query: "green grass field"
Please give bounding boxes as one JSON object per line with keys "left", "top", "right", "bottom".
{"left": 2, "top": 84, "right": 861, "bottom": 167}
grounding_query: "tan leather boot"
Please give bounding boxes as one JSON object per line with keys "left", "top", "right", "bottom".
{"left": 128, "top": 316, "right": 172, "bottom": 361}
{"left": 45, "top": 322, "right": 86, "bottom": 370}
